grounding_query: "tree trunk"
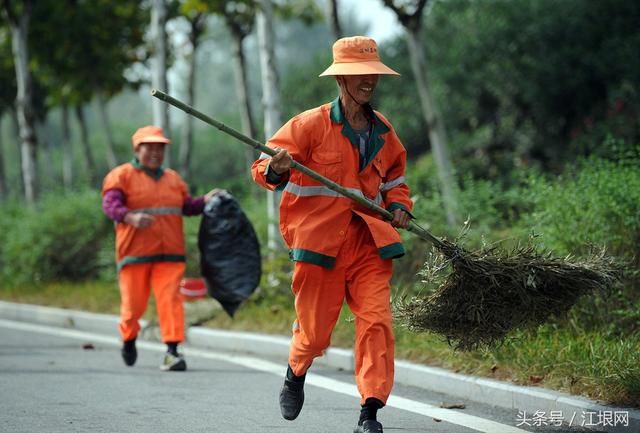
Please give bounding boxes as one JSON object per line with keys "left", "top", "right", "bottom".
{"left": 178, "top": 46, "right": 196, "bottom": 180}
{"left": 96, "top": 90, "right": 118, "bottom": 168}
{"left": 381, "top": 0, "right": 457, "bottom": 225}
{"left": 9, "top": 107, "right": 23, "bottom": 195}
{"left": 6, "top": 0, "right": 38, "bottom": 205}
{"left": 256, "top": 0, "right": 284, "bottom": 253}
{"left": 61, "top": 105, "right": 73, "bottom": 191}
{"left": 75, "top": 105, "right": 98, "bottom": 187}
{"left": 405, "top": 27, "right": 458, "bottom": 226}
{"left": 151, "top": 0, "right": 170, "bottom": 166}
{"left": 327, "top": 0, "right": 342, "bottom": 41}
{"left": 178, "top": 17, "right": 201, "bottom": 180}
{"left": 229, "top": 27, "right": 257, "bottom": 170}
{"left": 0, "top": 114, "right": 6, "bottom": 201}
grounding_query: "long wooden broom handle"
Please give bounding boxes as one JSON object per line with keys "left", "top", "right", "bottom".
{"left": 151, "top": 89, "right": 439, "bottom": 245}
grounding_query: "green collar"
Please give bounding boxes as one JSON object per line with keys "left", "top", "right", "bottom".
{"left": 329, "top": 96, "right": 390, "bottom": 170}
{"left": 131, "top": 158, "right": 164, "bottom": 180}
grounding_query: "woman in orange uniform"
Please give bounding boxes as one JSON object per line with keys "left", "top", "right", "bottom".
{"left": 102, "top": 125, "right": 219, "bottom": 371}
{"left": 251, "top": 36, "right": 412, "bottom": 433}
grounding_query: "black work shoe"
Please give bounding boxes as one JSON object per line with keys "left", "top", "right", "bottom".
{"left": 121, "top": 339, "right": 137, "bottom": 367}
{"left": 354, "top": 420, "right": 384, "bottom": 433}
{"left": 279, "top": 378, "right": 305, "bottom": 420}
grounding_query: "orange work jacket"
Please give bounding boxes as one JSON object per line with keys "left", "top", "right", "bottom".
{"left": 252, "top": 97, "right": 413, "bottom": 268}
{"left": 102, "top": 160, "right": 189, "bottom": 271}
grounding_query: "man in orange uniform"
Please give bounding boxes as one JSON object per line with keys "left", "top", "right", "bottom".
{"left": 102, "top": 126, "right": 219, "bottom": 371}
{"left": 251, "top": 36, "right": 412, "bottom": 433}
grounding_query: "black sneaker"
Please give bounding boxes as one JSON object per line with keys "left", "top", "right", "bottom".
{"left": 121, "top": 339, "right": 137, "bottom": 367}
{"left": 279, "top": 378, "right": 305, "bottom": 420}
{"left": 354, "top": 420, "right": 384, "bottom": 433}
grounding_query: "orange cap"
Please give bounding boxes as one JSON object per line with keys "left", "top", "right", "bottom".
{"left": 319, "top": 36, "right": 400, "bottom": 77}
{"left": 131, "top": 125, "right": 171, "bottom": 150}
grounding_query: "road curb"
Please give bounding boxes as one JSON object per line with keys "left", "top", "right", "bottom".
{"left": 0, "top": 300, "right": 637, "bottom": 432}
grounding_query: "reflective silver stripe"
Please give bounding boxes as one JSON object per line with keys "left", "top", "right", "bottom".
{"left": 284, "top": 182, "right": 382, "bottom": 205}
{"left": 374, "top": 192, "right": 383, "bottom": 205}
{"left": 130, "top": 207, "right": 182, "bottom": 215}
{"left": 381, "top": 176, "right": 406, "bottom": 192}
{"left": 258, "top": 152, "right": 271, "bottom": 160}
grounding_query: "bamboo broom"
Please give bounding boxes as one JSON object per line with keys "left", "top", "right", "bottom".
{"left": 151, "top": 89, "right": 619, "bottom": 350}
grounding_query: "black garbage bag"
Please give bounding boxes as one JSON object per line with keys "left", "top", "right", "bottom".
{"left": 198, "top": 191, "right": 261, "bottom": 317}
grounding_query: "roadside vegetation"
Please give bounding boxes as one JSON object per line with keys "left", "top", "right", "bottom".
{"left": 1, "top": 0, "right": 638, "bottom": 409}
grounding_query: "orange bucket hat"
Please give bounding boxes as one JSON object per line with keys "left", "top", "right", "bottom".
{"left": 131, "top": 125, "right": 171, "bottom": 150}
{"left": 319, "top": 36, "right": 400, "bottom": 77}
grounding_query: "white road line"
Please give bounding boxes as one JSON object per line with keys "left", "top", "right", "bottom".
{"left": 0, "top": 319, "right": 528, "bottom": 433}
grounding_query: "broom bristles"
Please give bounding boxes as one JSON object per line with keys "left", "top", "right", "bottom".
{"left": 394, "top": 237, "right": 620, "bottom": 351}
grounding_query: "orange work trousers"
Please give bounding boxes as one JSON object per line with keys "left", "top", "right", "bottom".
{"left": 289, "top": 215, "right": 395, "bottom": 405}
{"left": 118, "top": 261, "right": 186, "bottom": 343}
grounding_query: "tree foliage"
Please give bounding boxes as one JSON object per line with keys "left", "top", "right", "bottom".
{"left": 422, "top": 0, "right": 640, "bottom": 178}
{"left": 30, "top": 0, "right": 148, "bottom": 107}
{"left": 0, "top": 26, "right": 15, "bottom": 114}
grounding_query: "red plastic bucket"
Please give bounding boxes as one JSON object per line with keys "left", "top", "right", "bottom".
{"left": 179, "top": 277, "right": 208, "bottom": 301}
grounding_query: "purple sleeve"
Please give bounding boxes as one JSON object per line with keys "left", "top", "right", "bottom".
{"left": 182, "top": 195, "right": 205, "bottom": 216}
{"left": 102, "top": 189, "right": 129, "bottom": 222}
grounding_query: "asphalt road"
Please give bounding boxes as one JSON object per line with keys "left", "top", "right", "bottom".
{"left": 0, "top": 320, "right": 599, "bottom": 433}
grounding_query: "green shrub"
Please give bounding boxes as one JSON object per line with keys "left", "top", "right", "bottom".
{"left": 399, "top": 150, "right": 640, "bottom": 336}
{"left": 95, "top": 232, "right": 116, "bottom": 282}
{"left": 517, "top": 155, "right": 640, "bottom": 258}
{"left": 513, "top": 153, "right": 640, "bottom": 333}
{"left": 0, "top": 201, "right": 23, "bottom": 279}
{"left": 1, "top": 189, "right": 112, "bottom": 284}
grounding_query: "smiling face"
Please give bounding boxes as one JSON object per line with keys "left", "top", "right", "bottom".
{"left": 338, "top": 74, "right": 380, "bottom": 104}
{"left": 136, "top": 142, "right": 166, "bottom": 170}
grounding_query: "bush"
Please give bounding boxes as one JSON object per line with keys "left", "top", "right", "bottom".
{"left": 517, "top": 155, "right": 640, "bottom": 259}
{"left": 0, "top": 189, "right": 112, "bottom": 284}
{"left": 0, "top": 202, "right": 23, "bottom": 279}
{"left": 514, "top": 153, "right": 640, "bottom": 334}
{"left": 0, "top": 187, "right": 269, "bottom": 286}
{"left": 398, "top": 149, "right": 640, "bottom": 335}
